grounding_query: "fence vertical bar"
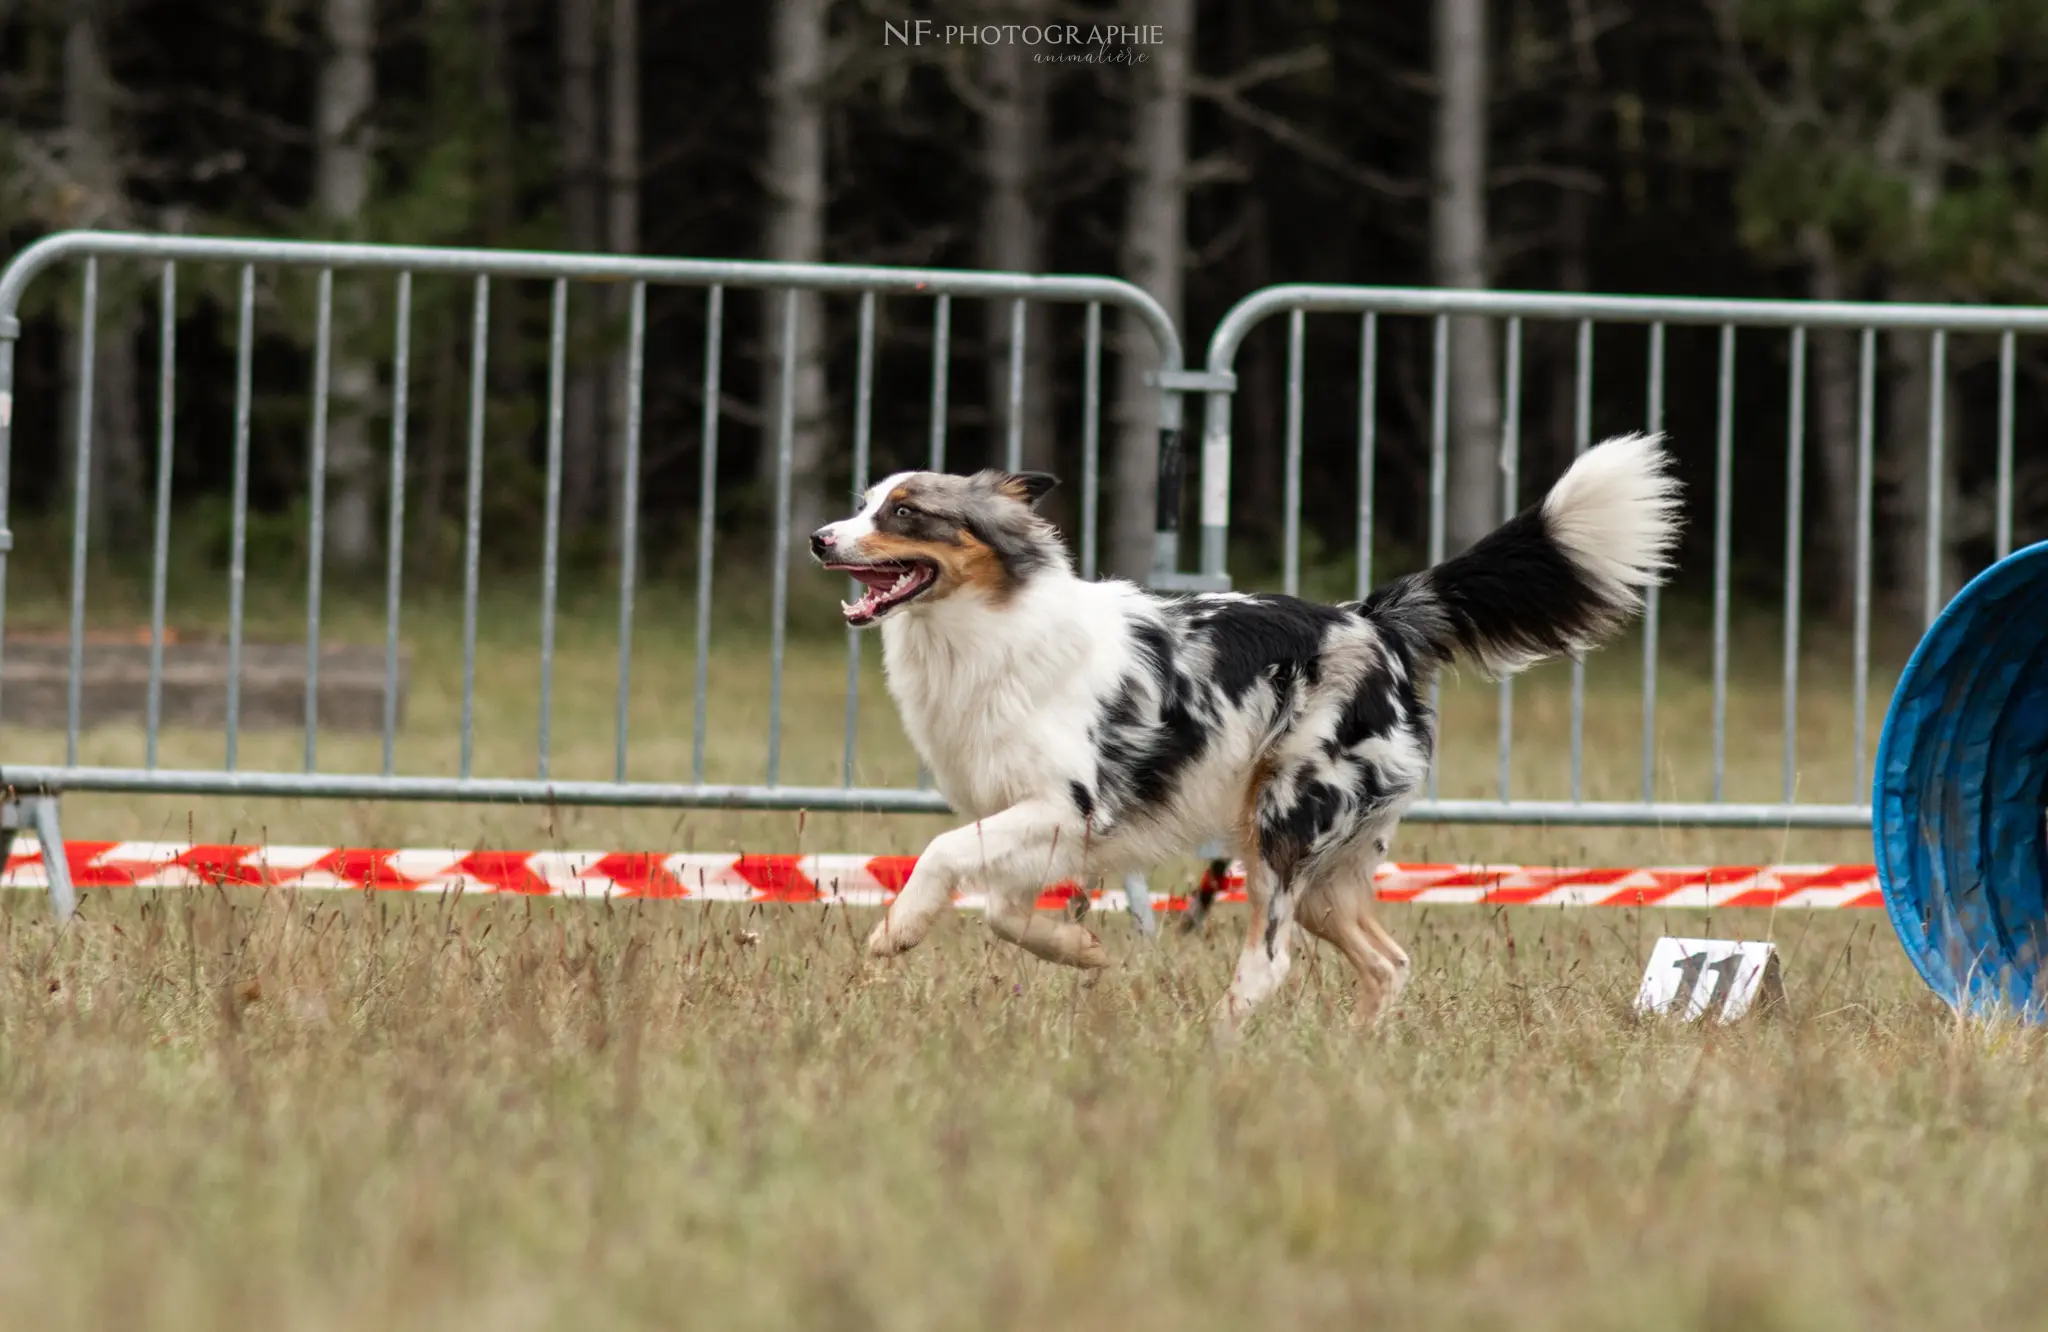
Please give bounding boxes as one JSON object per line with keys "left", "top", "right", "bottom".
{"left": 459, "top": 276, "right": 489, "bottom": 781}
{"left": 1711, "top": 324, "right": 1734, "bottom": 802}
{"left": 916, "top": 294, "right": 950, "bottom": 793}
{"left": 65, "top": 260, "right": 97, "bottom": 768}
{"left": 30, "top": 797, "right": 74, "bottom": 921}
{"left": 1924, "top": 329, "right": 1946, "bottom": 630}
{"left": 381, "top": 272, "right": 411, "bottom": 776}
{"left": 146, "top": 263, "right": 176, "bottom": 769}
{"left": 1283, "top": 308, "right": 1305, "bottom": 596}
{"left": 1428, "top": 316, "right": 1449, "bottom": 566}
{"left": 0, "top": 286, "right": 12, "bottom": 728}
{"left": 614, "top": 281, "right": 646, "bottom": 784}
{"left": 691, "top": 286, "right": 724, "bottom": 784}
{"left": 225, "top": 266, "right": 255, "bottom": 771}
{"left": 844, "top": 291, "right": 876, "bottom": 787}
{"left": 1996, "top": 330, "right": 2015, "bottom": 560}
{"left": 1356, "top": 312, "right": 1377, "bottom": 599}
{"left": 917, "top": 295, "right": 946, "bottom": 786}
{"left": 766, "top": 288, "right": 797, "bottom": 786}
{"left": 1005, "top": 297, "right": 1025, "bottom": 472}
{"left": 1642, "top": 322, "right": 1664, "bottom": 803}
{"left": 1081, "top": 302, "right": 1102, "bottom": 581}
{"left": 303, "top": 268, "right": 335, "bottom": 773}
{"left": 1569, "top": 318, "right": 1592, "bottom": 802}
{"left": 537, "top": 279, "right": 568, "bottom": 781}
{"left": 1498, "top": 317, "right": 1522, "bottom": 801}
{"left": 1853, "top": 327, "right": 1875, "bottom": 794}
{"left": 1782, "top": 326, "right": 1806, "bottom": 806}
{"left": 928, "top": 294, "right": 951, "bottom": 472}
{"left": 1427, "top": 313, "right": 1448, "bottom": 798}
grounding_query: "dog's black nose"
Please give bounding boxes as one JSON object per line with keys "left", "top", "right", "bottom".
{"left": 810, "top": 528, "right": 835, "bottom": 559}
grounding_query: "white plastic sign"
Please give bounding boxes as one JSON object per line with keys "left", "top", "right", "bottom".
{"left": 1633, "top": 937, "right": 1784, "bottom": 1023}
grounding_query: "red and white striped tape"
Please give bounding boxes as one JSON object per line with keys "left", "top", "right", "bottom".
{"left": 0, "top": 839, "right": 1885, "bottom": 911}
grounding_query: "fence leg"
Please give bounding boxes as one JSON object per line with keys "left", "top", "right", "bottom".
{"left": 1121, "top": 871, "right": 1157, "bottom": 937}
{"left": 2, "top": 794, "right": 75, "bottom": 921}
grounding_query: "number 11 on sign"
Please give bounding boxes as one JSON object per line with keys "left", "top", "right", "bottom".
{"left": 1635, "top": 938, "right": 1784, "bottom": 1023}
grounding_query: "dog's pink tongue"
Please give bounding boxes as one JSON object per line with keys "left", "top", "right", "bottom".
{"left": 850, "top": 568, "right": 900, "bottom": 590}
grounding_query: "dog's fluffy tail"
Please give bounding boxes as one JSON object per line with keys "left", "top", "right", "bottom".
{"left": 1364, "top": 432, "right": 1683, "bottom": 678}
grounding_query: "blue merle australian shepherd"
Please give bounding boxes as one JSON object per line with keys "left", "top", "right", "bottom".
{"left": 810, "top": 432, "right": 1682, "bottom": 1033}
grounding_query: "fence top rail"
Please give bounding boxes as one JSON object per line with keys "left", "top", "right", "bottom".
{"left": 1204, "top": 282, "right": 2048, "bottom": 368}
{"left": 0, "top": 229, "right": 1184, "bottom": 372}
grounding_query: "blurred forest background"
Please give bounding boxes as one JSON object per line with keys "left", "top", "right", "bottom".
{"left": 5, "top": 0, "right": 2048, "bottom": 623}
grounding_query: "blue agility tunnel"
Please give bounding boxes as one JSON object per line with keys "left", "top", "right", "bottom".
{"left": 1875, "top": 540, "right": 2048, "bottom": 1020}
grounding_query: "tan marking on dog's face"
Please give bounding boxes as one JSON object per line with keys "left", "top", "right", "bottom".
{"left": 941, "top": 529, "right": 1013, "bottom": 599}
{"left": 852, "top": 527, "right": 1010, "bottom": 605}
{"left": 851, "top": 530, "right": 941, "bottom": 566}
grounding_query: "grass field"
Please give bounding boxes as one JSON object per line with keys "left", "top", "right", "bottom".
{"left": 4, "top": 558, "right": 2017, "bottom": 1330}
{"left": 2, "top": 893, "right": 2036, "bottom": 1331}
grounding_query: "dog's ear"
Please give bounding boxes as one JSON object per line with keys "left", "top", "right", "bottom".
{"left": 994, "top": 471, "right": 1059, "bottom": 508}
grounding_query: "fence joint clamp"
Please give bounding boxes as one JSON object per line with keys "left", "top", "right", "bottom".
{"left": 1148, "top": 370, "right": 1236, "bottom": 393}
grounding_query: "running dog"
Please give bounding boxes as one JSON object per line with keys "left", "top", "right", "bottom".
{"left": 810, "top": 432, "right": 1682, "bottom": 1031}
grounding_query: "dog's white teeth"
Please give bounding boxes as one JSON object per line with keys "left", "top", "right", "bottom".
{"left": 891, "top": 573, "right": 911, "bottom": 593}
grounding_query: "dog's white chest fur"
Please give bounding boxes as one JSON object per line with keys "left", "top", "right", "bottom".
{"left": 879, "top": 578, "right": 1131, "bottom": 820}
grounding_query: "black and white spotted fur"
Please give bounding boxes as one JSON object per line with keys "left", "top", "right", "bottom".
{"left": 811, "top": 433, "right": 1683, "bottom": 1030}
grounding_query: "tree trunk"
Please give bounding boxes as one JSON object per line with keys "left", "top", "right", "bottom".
{"left": 1111, "top": 0, "right": 1193, "bottom": 582}
{"left": 977, "top": 6, "right": 1059, "bottom": 520}
{"left": 762, "top": 0, "right": 832, "bottom": 550}
{"left": 1545, "top": 12, "right": 1597, "bottom": 493}
{"left": 62, "top": 0, "right": 142, "bottom": 545}
{"left": 605, "top": 0, "right": 640, "bottom": 559}
{"left": 1233, "top": 191, "right": 1280, "bottom": 548}
{"left": 314, "top": 0, "right": 378, "bottom": 571}
{"left": 1225, "top": 0, "right": 1279, "bottom": 549}
{"left": 1432, "top": 0, "right": 1500, "bottom": 555}
{"left": 1881, "top": 302, "right": 1962, "bottom": 623}
{"left": 559, "top": 0, "right": 604, "bottom": 535}
{"left": 1800, "top": 235, "right": 1862, "bottom": 621}
{"left": 1876, "top": 90, "right": 1960, "bottom": 620}
{"left": 477, "top": 0, "right": 524, "bottom": 434}
{"left": 420, "top": 308, "right": 457, "bottom": 570}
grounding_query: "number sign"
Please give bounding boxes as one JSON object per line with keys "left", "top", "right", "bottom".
{"left": 1633, "top": 937, "right": 1784, "bottom": 1023}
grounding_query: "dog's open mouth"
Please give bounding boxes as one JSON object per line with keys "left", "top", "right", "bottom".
{"left": 826, "top": 560, "right": 938, "bottom": 625}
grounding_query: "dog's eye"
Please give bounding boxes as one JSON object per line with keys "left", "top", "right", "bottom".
{"left": 894, "top": 505, "right": 914, "bottom": 518}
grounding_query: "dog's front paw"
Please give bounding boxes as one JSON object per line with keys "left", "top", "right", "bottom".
{"left": 1070, "top": 929, "right": 1111, "bottom": 970}
{"left": 1208, "top": 995, "right": 1250, "bottom": 1047}
{"left": 866, "top": 918, "right": 913, "bottom": 958}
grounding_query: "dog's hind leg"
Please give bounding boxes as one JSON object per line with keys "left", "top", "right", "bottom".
{"left": 868, "top": 798, "right": 1102, "bottom": 965}
{"left": 1299, "top": 881, "right": 1408, "bottom": 1028}
{"left": 1211, "top": 856, "right": 1301, "bottom": 1037}
{"left": 1297, "top": 838, "right": 1410, "bottom": 1028}
{"left": 984, "top": 879, "right": 1111, "bottom": 968}
{"left": 1354, "top": 909, "right": 1411, "bottom": 1025}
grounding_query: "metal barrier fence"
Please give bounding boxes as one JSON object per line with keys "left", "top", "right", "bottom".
{"left": 0, "top": 230, "right": 1213, "bottom": 917}
{"left": 1196, "top": 285, "right": 2039, "bottom": 832}
{"left": 5, "top": 231, "right": 2041, "bottom": 917}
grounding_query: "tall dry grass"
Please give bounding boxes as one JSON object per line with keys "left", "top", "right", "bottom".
{"left": 0, "top": 890, "right": 2035, "bottom": 1331}
{"left": 0, "top": 563, "right": 2002, "bottom": 1330}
